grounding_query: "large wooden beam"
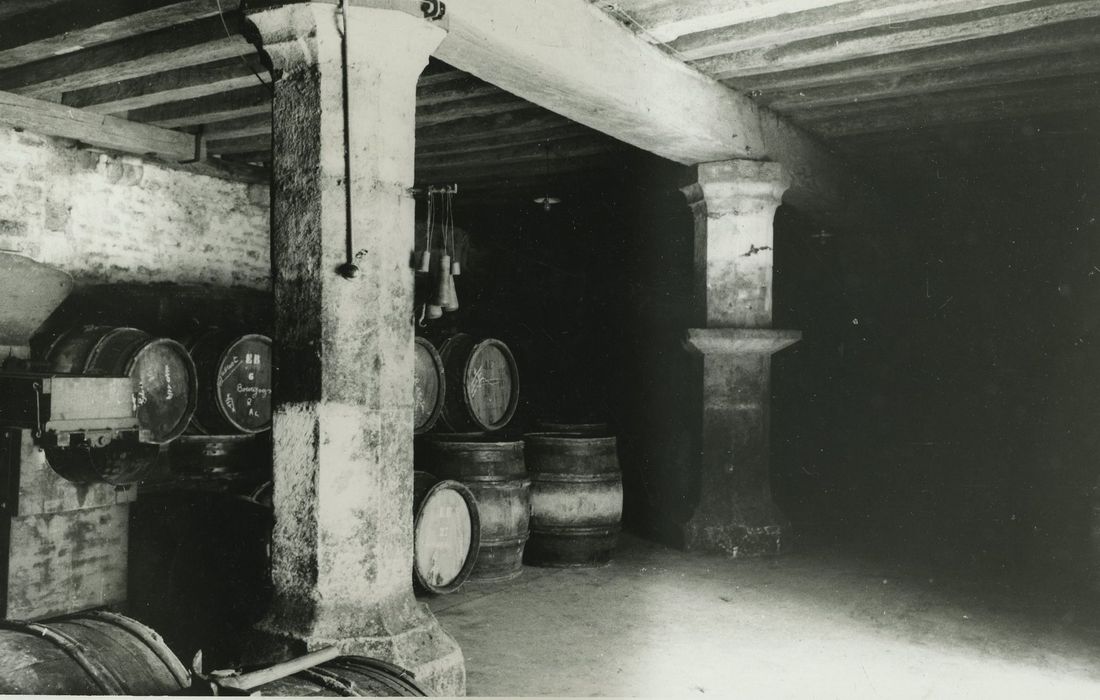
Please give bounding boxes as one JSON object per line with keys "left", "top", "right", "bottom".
{"left": 669, "top": 0, "right": 1032, "bottom": 60}
{"left": 0, "top": 0, "right": 238, "bottom": 69}
{"left": 0, "top": 89, "right": 195, "bottom": 160}
{"left": 432, "top": 0, "right": 885, "bottom": 227}
{"left": 0, "top": 15, "right": 252, "bottom": 98}
{"left": 726, "top": 17, "right": 1100, "bottom": 92}
{"left": 760, "top": 49, "right": 1100, "bottom": 111}
{"left": 695, "top": 0, "right": 1100, "bottom": 78}
{"left": 434, "top": 0, "right": 764, "bottom": 163}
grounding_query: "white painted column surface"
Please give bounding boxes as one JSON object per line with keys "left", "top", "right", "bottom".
{"left": 245, "top": 3, "right": 464, "bottom": 694}
{"left": 681, "top": 160, "right": 801, "bottom": 557}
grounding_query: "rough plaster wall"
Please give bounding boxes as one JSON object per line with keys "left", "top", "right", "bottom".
{"left": 0, "top": 126, "right": 270, "bottom": 289}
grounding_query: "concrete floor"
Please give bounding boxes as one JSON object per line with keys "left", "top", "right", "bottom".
{"left": 427, "top": 535, "right": 1100, "bottom": 698}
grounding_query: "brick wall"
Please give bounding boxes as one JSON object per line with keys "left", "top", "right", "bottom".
{"left": 0, "top": 126, "right": 270, "bottom": 290}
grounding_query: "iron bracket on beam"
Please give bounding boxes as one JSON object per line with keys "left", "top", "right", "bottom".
{"left": 420, "top": 0, "right": 445, "bottom": 20}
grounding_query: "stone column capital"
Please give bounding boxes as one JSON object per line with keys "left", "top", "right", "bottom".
{"left": 683, "top": 328, "right": 801, "bottom": 356}
{"left": 681, "top": 159, "right": 791, "bottom": 214}
{"left": 246, "top": 2, "right": 446, "bottom": 77}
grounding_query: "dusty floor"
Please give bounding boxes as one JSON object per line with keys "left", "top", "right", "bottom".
{"left": 427, "top": 535, "right": 1100, "bottom": 698}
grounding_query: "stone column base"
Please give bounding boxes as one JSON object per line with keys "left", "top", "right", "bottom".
{"left": 245, "top": 607, "right": 465, "bottom": 696}
{"left": 683, "top": 521, "right": 785, "bottom": 558}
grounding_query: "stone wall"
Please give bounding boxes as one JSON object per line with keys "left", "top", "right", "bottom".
{"left": 0, "top": 126, "right": 270, "bottom": 290}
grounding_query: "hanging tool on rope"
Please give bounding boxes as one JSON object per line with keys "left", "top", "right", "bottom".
{"left": 415, "top": 184, "right": 460, "bottom": 325}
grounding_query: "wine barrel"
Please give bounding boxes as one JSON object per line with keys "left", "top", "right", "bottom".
{"left": 437, "top": 334, "right": 520, "bottom": 433}
{"left": 44, "top": 325, "right": 198, "bottom": 444}
{"left": 523, "top": 433, "right": 623, "bottom": 567}
{"left": 534, "top": 421, "right": 612, "bottom": 436}
{"left": 417, "top": 435, "right": 529, "bottom": 581}
{"left": 187, "top": 331, "right": 273, "bottom": 435}
{"left": 0, "top": 610, "right": 190, "bottom": 695}
{"left": 412, "top": 471, "right": 480, "bottom": 594}
{"left": 414, "top": 337, "right": 445, "bottom": 434}
{"left": 252, "top": 656, "right": 426, "bottom": 696}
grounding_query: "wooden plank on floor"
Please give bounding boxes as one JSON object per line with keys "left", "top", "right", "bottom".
{"left": 0, "top": 89, "right": 196, "bottom": 160}
{"left": 0, "top": 0, "right": 238, "bottom": 69}
{"left": 0, "top": 15, "right": 253, "bottom": 98}
{"left": 62, "top": 56, "right": 270, "bottom": 114}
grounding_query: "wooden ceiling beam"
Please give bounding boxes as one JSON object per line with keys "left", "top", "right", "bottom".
{"left": 415, "top": 109, "right": 574, "bottom": 147}
{"left": 416, "top": 152, "right": 622, "bottom": 185}
{"left": 417, "top": 135, "right": 623, "bottom": 171}
{"left": 0, "top": 0, "right": 239, "bottom": 70}
{"left": 723, "top": 17, "right": 1100, "bottom": 92}
{"left": 417, "top": 124, "right": 595, "bottom": 158}
{"left": 0, "top": 15, "right": 252, "bottom": 98}
{"left": 206, "top": 133, "right": 270, "bottom": 155}
{"left": 415, "top": 93, "right": 532, "bottom": 128}
{"left": 760, "top": 48, "right": 1100, "bottom": 111}
{"left": 0, "top": 89, "right": 195, "bottom": 160}
{"left": 696, "top": 0, "right": 1100, "bottom": 79}
{"left": 125, "top": 84, "right": 271, "bottom": 129}
{"left": 62, "top": 56, "right": 269, "bottom": 114}
{"left": 590, "top": 0, "right": 854, "bottom": 43}
{"left": 201, "top": 113, "right": 270, "bottom": 140}
{"left": 809, "top": 95, "right": 1100, "bottom": 137}
{"left": 791, "top": 74, "right": 1100, "bottom": 124}
{"left": 670, "top": 0, "right": 1031, "bottom": 61}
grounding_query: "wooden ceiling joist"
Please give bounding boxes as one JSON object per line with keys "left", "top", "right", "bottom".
{"left": 810, "top": 92, "right": 1100, "bottom": 137}
{"left": 417, "top": 125, "right": 594, "bottom": 158}
{"left": 415, "top": 109, "right": 574, "bottom": 148}
{"left": 668, "top": 0, "right": 1033, "bottom": 61}
{"left": 724, "top": 17, "right": 1100, "bottom": 93}
{"left": 417, "top": 135, "right": 623, "bottom": 171}
{"left": 592, "top": 0, "right": 852, "bottom": 43}
{"left": 0, "top": 15, "right": 252, "bottom": 98}
{"left": 696, "top": 0, "right": 1100, "bottom": 79}
{"left": 128, "top": 84, "right": 271, "bottom": 129}
{"left": 61, "top": 56, "right": 269, "bottom": 114}
{"left": 200, "top": 113, "right": 270, "bottom": 140}
{"left": 0, "top": 0, "right": 239, "bottom": 70}
{"left": 792, "top": 74, "right": 1100, "bottom": 124}
{"left": 206, "top": 133, "right": 270, "bottom": 155}
{"left": 415, "top": 93, "right": 531, "bottom": 128}
{"left": 0, "top": 89, "right": 195, "bottom": 161}
{"left": 759, "top": 48, "right": 1100, "bottom": 111}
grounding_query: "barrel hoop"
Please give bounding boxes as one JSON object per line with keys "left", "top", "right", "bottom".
{"left": 331, "top": 657, "right": 428, "bottom": 697}
{"left": 460, "top": 477, "right": 532, "bottom": 487}
{"left": 480, "top": 534, "right": 530, "bottom": 547}
{"left": 79, "top": 610, "right": 191, "bottom": 688}
{"left": 530, "top": 524, "right": 622, "bottom": 537}
{"left": 0, "top": 619, "right": 129, "bottom": 694}
{"left": 296, "top": 667, "right": 361, "bottom": 696}
{"left": 530, "top": 473, "right": 622, "bottom": 484}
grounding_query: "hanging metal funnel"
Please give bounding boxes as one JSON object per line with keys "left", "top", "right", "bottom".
{"left": 0, "top": 251, "right": 73, "bottom": 346}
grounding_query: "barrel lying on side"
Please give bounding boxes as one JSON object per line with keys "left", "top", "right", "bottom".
{"left": 437, "top": 334, "right": 520, "bottom": 433}
{"left": 413, "top": 471, "right": 480, "bottom": 594}
{"left": 0, "top": 610, "right": 190, "bottom": 695}
{"left": 417, "top": 435, "right": 530, "bottom": 581}
{"left": 252, "top": 656, "right": 427, "bottom": 696}
{"left": 414, "top": 337, "right": 445, "bottom": 434}
{"left": 524, "top": 433, "right": 623, "bottom": 567}
{"left": 42, "top": 325, "right": 197, "bottom": 483}
{"left": 186, "top": 330, "right": 273, "bottom": 435}
{"left": 44, "top": 325, "right": 198, "bottom": 444}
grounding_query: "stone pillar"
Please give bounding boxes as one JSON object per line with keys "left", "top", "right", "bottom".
{"left": 245, "top": 3, "right": 464, "bottom": 695}
{"left": 680, "top": 160, "right": 800, "bottom": 557}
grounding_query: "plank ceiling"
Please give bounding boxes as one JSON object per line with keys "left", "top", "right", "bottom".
{"left": 1, "top": 0, "right": 1098, "bottom": 204}
{"left": 593, "top": 0, "right": 1100, "bottom": 184}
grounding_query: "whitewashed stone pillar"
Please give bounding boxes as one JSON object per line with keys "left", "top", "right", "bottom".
{"left": 245, "top": 3, "right": 464, "bottom": 694}
{"left": 681, "top": 160, "right": 800, "bottom": 557}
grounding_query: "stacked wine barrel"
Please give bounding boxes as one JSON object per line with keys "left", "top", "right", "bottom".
{"left": 411, "top": 471, "right": 480, "bottom": 594}
{"left": 37, "top": 324, "right": 273, "bottom": 485}
{"left": 524, "top": 428, "right": 624, "bottom": 567}
{"left": 416, "top": 435, "right": 530, "bottom": 582}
